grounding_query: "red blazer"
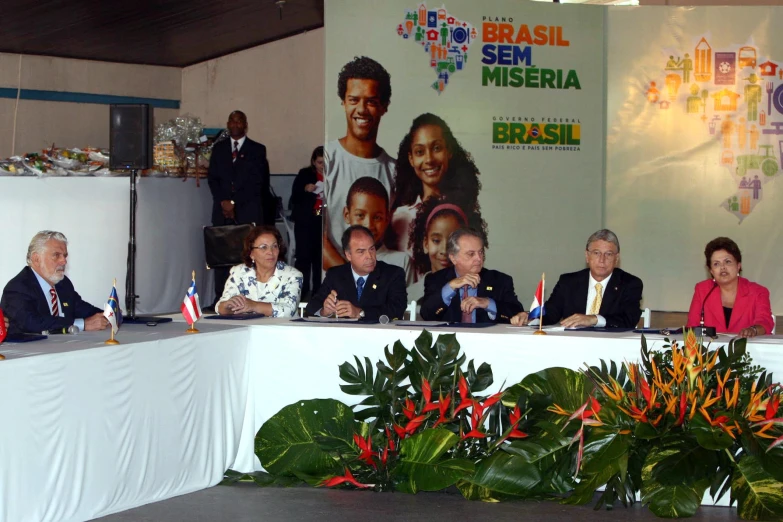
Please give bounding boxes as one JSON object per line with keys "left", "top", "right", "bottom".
{"left": 687, "top": 277, "right": 773, "bottom": 334}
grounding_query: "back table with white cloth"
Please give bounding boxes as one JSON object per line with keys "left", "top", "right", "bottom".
{"left": 0, "top": 176, "right": 216, "bottom": 315}
{"left": 3, "top": 319, "right": 783, "bottom": 521}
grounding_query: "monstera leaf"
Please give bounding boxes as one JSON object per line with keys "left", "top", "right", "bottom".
{"left": 502, "top": 367, "right": 589, "bottom": 414}
{"left": 731, "top": 455, "right": 783, "bottom": 521}
{"left": 393, "top": 428, "right": 474, "bottom": 494}
{"left": 255, "top": 399, "right": 354, "bottom": 478}
{"left": 641, "top": 443, "right": 711, "bottom": 518}
{"left": 457, "top": 451, "right": 544, "bottom": 501}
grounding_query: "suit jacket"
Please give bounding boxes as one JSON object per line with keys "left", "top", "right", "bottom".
{"left": 207, "top": 137, "right": 271, "bottom": 226}
{"left": 686, "top": 277, "right": 774, "bottom": 334}
{"left": 0, "top": 266, "right": 102, "bottom": 334}
{"left": 419, "top": 267, "right": 524, "bottom": 324}
{"left": 290, "top": 166, "right": 319, "bottom": 224}
{"left": 305, "top": 261, "right": 407, "bottom": 321}
{"left": 543, "top": 268, "right": 643, "bottom": 328}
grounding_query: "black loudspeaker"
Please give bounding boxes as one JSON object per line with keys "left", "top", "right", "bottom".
{"left": 109, "top": 104, "right": 152, "bottom": 170}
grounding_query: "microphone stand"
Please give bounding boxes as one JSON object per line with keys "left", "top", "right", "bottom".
{"left": 122, "top": 168, "right": 172, "bottom": 325}
{"left": 692, "top": 281, "right": 717, "bottom": 338}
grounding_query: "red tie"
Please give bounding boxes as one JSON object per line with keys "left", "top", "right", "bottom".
{"left": 461, "top": 285, "right": 473, "bottom": 323}
{"left": 232, "top": 140, "right": 239, "bottom": 161}
{"left": 50, "top": 287, "right": 59, "bottom": 316}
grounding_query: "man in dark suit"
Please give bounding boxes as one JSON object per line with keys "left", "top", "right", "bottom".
{"left": 511, "top": 229, "right": 643, "bottom": 328}
{"left": 0, "top": 231, "right": 109, "bottom": 334}
{"left": 207, "top": 110, "right": 272, "bottom": 303}
{"left": 305, "top": 225, "right": 407, "bottom": 321}
{"left": 420, "top": 228, "right": 523, "bottom": 324}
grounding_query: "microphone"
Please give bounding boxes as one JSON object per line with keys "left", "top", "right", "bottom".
{"left": 693, "top": 281, "right": 718, "bottom": 338}
{"left": 67, "top": 325, "right": 81, "bottom": 334}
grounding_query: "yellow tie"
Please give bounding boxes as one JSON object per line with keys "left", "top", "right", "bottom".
{"left": 588, "top": 283, "right": 603, "bottom": 315}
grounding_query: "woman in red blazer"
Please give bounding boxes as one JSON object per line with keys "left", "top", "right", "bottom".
{"left": 687, "top": 237, "right": 773, "bottom": 337}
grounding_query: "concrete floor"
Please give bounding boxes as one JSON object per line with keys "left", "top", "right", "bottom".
{"left": 96, "top": 483, "right": 739, "bottom": 521}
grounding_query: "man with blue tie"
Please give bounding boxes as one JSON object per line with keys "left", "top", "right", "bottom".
{"left": 305, "top": 225, "right": 407, "bottom": 321}
{"left": 0, "top": 231, "right": 109, "bottom": 334}
{"left": 420, "top": 227, "right": 524, "bottom": 324}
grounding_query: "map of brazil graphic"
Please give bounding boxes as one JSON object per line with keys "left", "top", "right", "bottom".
{"left": 647, "top": 37, "right": 782, "bottom": 223}
{"left": 397, "top": 3, "right": 476, "bottom": 94}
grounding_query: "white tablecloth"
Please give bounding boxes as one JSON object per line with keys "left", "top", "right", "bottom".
{"left": 3, "top": 320, "right": 782, "bottom": 521}
{"left": 0, "top": 177, "right": 215, "bottom": 315}
{"left": 236, "top": 321, "right": 783, "bottom": 472}
{"left": 0, "top": 322, "right": 251, "bottom": 522}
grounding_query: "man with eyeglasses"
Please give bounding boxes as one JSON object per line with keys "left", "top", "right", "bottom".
{"left": 305, "top": 225, "right": 407, "bottom": 320}
{"left": 420, "top": 227, "right": 524, "bottom": 323}
{"left": 511, "top": 229, "right": 643, "bottom": 328}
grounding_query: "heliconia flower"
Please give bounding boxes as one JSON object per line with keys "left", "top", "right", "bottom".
{"left": 600, "top": 378, "right": 624, "bottom": 402}
{"left": 765, "top": 394, "right": 780, "bottom": 420}
{"left": 639, "top": 376, "right": 652, "bottom": 404}
{"left": 353, "top": 434, "right": 375, "bottom": 467}
{"left": 405, "top": 415, "right": 427, "bottom": 435}
{"left": 725, "top": 379, "right": 740, "bottom": 410}
{"left": 320, "top": 468, "right": 374, "bottom": 489}
{"left": 421, "top": 379, "right": 440, "bottom": 413}
{"left": 684, "top": 329, "right": 699, "bottom": 361}
{"left": 381, "top": 444, "right": 389, "bottom": 466}
{"left": 432, "top": 392, "right": 452, "bottom": 428}
{"left": 385, "top": 426, "right": 396, "bottom": 451}
{"left": 461, "top": 429, "right": 487, "bottom": 440}
{"left": 459, "top": 374, "right": 469, "bottom": 400}
{"left": 507, "top": 406, "right": 528, "bottom": 439}
{"left": 674, "top": 391, "right": 688, "bottom": 427}
{"left": 402, "top": 397, "right": 416, "bottom": 420}
{"left": 392, "top": 423, "right": 407, "bottom": 440}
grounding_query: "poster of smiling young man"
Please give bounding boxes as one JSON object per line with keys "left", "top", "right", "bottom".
{"left": 324, "top": 0, "right": 605, "bottom": 302}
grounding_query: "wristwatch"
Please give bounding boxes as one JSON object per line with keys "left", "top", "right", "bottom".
{"left": 358, "top": 310, "right": 365, "bottom": 319}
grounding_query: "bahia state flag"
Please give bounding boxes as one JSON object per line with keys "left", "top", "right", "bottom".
{"left": 528, "top": 279, "right": 545, "bottom": 320}
{"left": 103, "top": 283, "right": 121, "bottom": 334}
{"left": 181, "top": 277, "right": 202, "bottom": 324}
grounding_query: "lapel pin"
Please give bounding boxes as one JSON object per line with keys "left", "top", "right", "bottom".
{"left": 63, "top": 302, "right": 69, "bottom": 307}
{"left": 372, "top": 284, "right": 377, "bottom": 289}
{"left": 486, "top": 286, "right": 493, "bottom": 291}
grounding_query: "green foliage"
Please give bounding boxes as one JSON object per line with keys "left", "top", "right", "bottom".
{"left": 393, "top": 429, "right": 474, "bottom": 493}
{"left": 255, "top": 399, "right": 353, "bottom": 477}
{"left": 232, "top": 330, "right": 783, "bottom": 520}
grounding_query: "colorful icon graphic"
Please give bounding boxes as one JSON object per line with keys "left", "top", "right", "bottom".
{"left": 398, "top": 3, "right": 474, "bottom": 94}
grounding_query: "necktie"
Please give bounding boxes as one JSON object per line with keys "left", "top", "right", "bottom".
{"left": 461, "top": 285, "right": 473, "bottom": 323}
{"left": 50, "top": 287, "right": 59, "bottom": 316}
{"left": 588, "top": 282, "right": 603, "bottom": 315}
{"left": 357, "top": 277, "right": 365, "bottom": 301}
{"left": 232, "top": 140, "right": 239, "bottom": 162}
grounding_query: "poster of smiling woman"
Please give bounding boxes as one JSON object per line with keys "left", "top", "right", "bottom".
{"left": 323, "top": 0, "right": 605, "bottom": 301}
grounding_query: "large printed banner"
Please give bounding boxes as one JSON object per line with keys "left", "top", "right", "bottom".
{"left": 606, "top": 7, "right": 783, "bottom": 312}
{"left": 324, "top": 0, "right": 605, "bottom": 302}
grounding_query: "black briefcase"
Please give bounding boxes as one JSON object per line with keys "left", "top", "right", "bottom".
{"left": 203, "top": 222, "right": 255, "bottom": 269}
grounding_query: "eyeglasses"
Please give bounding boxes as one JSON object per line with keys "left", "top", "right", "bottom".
{"left": 252, "top": 244, "right": 279, "bottom": 252}
{"left": 587, "top": 250, "right": 617, "bottom": 260}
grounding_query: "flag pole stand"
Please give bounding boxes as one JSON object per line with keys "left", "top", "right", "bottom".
{"left": 533, "top": 272, "right": 547, "bottom": 336}
{"left": 105, "top": 329, "right": 120, "bottom": 345}
{"left": 186, "top": 322, "right": 200, "bottom": 334}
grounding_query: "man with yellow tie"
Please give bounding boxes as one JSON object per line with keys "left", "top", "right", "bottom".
{"left": 511, "top": 229, "right": 643, "bottom": 328}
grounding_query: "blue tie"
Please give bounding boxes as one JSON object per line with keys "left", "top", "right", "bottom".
{"left": 357, "top": 277, "right": 365, "bottom": 301}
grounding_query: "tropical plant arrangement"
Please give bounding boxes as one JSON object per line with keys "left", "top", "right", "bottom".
{"left": 223, "top": 330, "right": 783, "bottom": 520}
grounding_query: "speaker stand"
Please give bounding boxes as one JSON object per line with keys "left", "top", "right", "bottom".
{"left": 123, "top": 169, "right": 172, "bottom": 325}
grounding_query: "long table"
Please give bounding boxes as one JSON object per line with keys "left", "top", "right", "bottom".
{"left": 3, "top": 320, "right": 782, "bottom": 521}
